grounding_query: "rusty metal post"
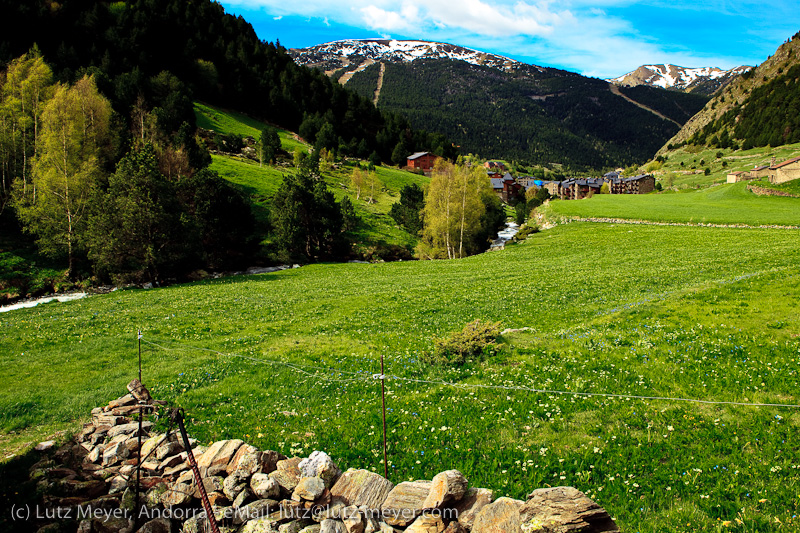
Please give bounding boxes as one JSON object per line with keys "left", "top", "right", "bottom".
{"left": 133, "top": 400, "right": 144, "bottom": 529}
{"left": 380, "top": 354, "right": 388, "bottom": 480}
{"left": 171, "top": 408, "right": 220, "bottom": 533}
{"left": 134, "top": 332, "right": 144, "bottom": 529}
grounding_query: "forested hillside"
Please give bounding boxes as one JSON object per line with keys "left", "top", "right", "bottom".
{"left": 327, "top": 55, "right": 709, "bottom": 170}
{"left": 0, "top": 0, "right": 455, "bottom": 164}
{"left": 0, "top": 0, "right": 463, "bottom": 299}
{"left": 660, "top": 31, "right": 800, "bottom": 152}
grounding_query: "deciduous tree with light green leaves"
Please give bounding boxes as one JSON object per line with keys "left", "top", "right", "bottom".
{"left": 0, "top": 49, "right": 55, "bottom": 212}
{"left": 14, "top": 75, "right": 112, "bottom": 278}
{"left": 417, "top": 159, "right": 493, "bottom": 259}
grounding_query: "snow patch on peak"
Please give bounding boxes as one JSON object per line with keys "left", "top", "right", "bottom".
{"left": 292, "top": 39, "right": 533, "bottom": 72}
{"left": 609, "top": 63, "right": 751, "bottom": 93}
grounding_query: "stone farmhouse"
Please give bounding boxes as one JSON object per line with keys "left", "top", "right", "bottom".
{"left": 726, "top": 157, "right": 800, "bottom": 184}
{"left": 769, "top": 156, "right": 800, "bottom": 184}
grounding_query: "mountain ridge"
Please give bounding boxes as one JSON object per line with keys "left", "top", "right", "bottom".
{"left": 290, "top": 38, "right": 530, "bottom": 75}
{"left": 658, "top": 32, "right": 800, "bottom": 154}
{"left": 292, "top": 39, "right": 710, "bottom": 170}
{"left": 609, "top": 64, "right": 751, "bottom": 95}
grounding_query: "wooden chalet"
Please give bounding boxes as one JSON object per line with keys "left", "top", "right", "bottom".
{"left": 407, "top": 152, "right": 438, "bottom": 172}
{"left": 490, "top": 173, "right": 522, "bottom": 203}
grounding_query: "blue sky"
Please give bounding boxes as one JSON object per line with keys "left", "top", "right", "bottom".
{"left": 218, "top": 0, "right": 800, "bottom": 78}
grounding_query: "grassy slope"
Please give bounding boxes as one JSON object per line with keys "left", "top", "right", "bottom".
{"left": 2, "top": 223, "right": 800, "bottom": 532}
{"left": 546, "top": 182, "right": 800, "bottom": 226}
{"left": 649, "top": 141, "right": 800, "bottom": 189}
{"left": 194, "top": 102, "right": 308, "bottom": 154}
{"left": 196, "top": 102, "right": 431, "bottom": 256}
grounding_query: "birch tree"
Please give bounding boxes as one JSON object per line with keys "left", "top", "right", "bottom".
{"left": 0, "top": 49, "right": 54, "bottom": 210}
{"left": 418, "top": 160, "right": 489, "bottom": 259}
{"left": 351, "top": 167, "right": 365, "bottom": 200}
{"left": 15, "top": 75, "right": 112, "bottom": 277}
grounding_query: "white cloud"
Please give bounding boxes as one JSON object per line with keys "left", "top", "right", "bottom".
{"left": 358, "top": 0, "right": 568, "bottom": 38}
{"left": 361, "top": 4, "right": 416, "bottom": 32}
{"left": 218, "top": 0, "right": 799, "bottom": 77}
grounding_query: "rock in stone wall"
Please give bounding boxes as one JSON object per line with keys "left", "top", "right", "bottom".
{"left": 25, "top": 382, "right": 620, "bottom": 533}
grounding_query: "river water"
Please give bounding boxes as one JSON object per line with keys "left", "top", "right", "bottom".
{"left": 0, "top": 292, "right": 88, "bottom": 314}
{"left": 489, "top": 221, "right": 520, "bottom": 251}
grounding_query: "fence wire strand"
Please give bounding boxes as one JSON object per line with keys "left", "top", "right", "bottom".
{"left": 141, "top": 335, "right": 800, "bottom": 410}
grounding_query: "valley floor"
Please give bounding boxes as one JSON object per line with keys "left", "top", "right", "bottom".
{"left": 2, "top": 222, "right": 799, "bottom": 532}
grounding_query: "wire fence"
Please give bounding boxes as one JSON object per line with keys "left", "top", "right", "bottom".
{"left": 140, "top": 336, "right": 800, "bottom": 410}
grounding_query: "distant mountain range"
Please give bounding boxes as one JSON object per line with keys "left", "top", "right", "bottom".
{"left": 291, "top": 39, "right": 525, "bottom": 73}
{"left": 608, "top": 64, "right": 751, "bottom": 95}
{"left": 291, "top": 39, "right": 709, "bottom": 169}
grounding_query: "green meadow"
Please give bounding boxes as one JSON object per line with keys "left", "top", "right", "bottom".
{"left": 2, "top": 223, "right": 800, "bottom": 532}
{"left": 546, "top": 182, "right": 800, "bottom": 226}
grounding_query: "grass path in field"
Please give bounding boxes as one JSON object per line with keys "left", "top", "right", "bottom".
{"left": 546, "top": 182, "right": 800, "bottom": 226}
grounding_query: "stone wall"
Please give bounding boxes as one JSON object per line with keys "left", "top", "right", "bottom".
{"left": 25, "top": 382, "right": 620, "bottom": 533}
{"left": 747, "top": 184, "right": 799, "bottom": 198}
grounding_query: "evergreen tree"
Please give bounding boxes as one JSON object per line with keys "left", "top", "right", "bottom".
{"left": 86, "top": 144, "right": 188, "bottom": 283}
{"left": 339, "top": 195, "right": 358, "bottom": 232}
{"left": 176, "top": 168, "right": 256, "bottom": 270}
{"left": 270, "top": 172, "right": 347, "bottom": 262}
{"left": 257, "top": 126, "right": 280, "bottom": 166}
{"left": 389, "top": 183, "right": 424, "bottom": 234}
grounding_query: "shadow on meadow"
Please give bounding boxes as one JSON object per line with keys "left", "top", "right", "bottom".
{"left": 0, "top": 447, "right": 47, "bottom": 533}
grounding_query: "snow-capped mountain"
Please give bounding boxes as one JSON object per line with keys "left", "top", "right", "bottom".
{"left": 290, "top": 39, "right": 530, "bottom": 73}
{"left": 609, "top": 64, "right": 751, "bottom": 95}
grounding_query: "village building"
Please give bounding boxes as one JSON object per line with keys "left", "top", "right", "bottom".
{"left": 490, "top": 173, "right": 522, "bottom": 203}
{"left": 484, "top": 161, "right": 507, "bottom": 172}
{"left": 769, "top": 156, "right": 800, "bottom": 184}
{"left": 727, "top": 171, "right": 746, "bottom": 184}
{"left": 620, "top": 174, "right": 655, "bottom": 194}
{"left": 749, "top": 165, "right": 771, "bottom": 179}
{"left": 544, "top": 181, "right": 561, "bottom": 196}
{"left": 554, "top": 173, "right": 654, "bottom": 199}
{"left": 406, "top": 152, "right": 438, "bottom": 172}
{"left": 560, "top": 178, "right": 603, "bottom": 200}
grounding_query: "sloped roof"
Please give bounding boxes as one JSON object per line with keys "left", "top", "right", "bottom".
{"left": 771, "top": 156, "right": 800, "bottom": 170}
{"left": 490, "top": 178, "right": 505, "bottom": 189}
{"left": 407, "top": 152, "right": 430, "bottom": 160}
